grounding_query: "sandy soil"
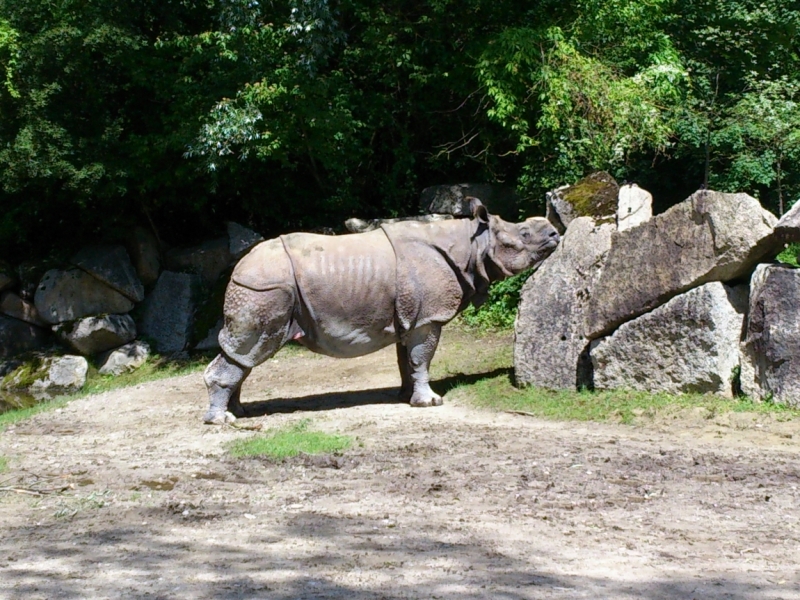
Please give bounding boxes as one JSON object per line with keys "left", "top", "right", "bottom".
{"left": 0, "top": 327, "right": 799, "bottom": 599}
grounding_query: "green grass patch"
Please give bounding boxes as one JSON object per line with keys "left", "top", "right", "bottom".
{"left": 0, "top": 455, "right": 8, "bottom": 474}
{"left": 228, "top": 419, "right": 352, "bottom": 460}
{"left": 455, "top": 373, "right": 800, "bottom": 424}
{"left": 80, "top": 354, "right": 209, "bottom": 396}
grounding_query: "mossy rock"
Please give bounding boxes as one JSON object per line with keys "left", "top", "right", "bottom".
{"left": 561, "top": 172, "right": 619, "bottom": 220}
{"left": 1, "top": 354, "right": 87, "bottom": 394}
{"left": 1, "top": 355, "right": 48, "bottom": 390}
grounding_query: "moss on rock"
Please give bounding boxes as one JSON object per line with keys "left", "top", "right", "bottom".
{"left": 1, "top": 355, "right": 47, "bottom": 390}
{"left": 561, "top": 172, "right": 619, "bottom": 220}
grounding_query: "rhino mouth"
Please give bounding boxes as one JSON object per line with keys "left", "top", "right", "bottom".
{"left": 538, "top": 236, "right": 560, "bottom": 254}
{"left": 542, "top": 238, "right": 559, "bottom": 250}
{"left": 530, "top": 238, "right": 559, "bottom": 266}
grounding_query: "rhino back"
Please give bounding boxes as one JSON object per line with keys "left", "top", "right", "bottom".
{"left": 283, "top": 230, "right": 398, "bottom": 356}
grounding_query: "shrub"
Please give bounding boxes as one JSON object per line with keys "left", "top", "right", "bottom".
{"left": 460, "top": 269, "right": 531, "bottom": 330}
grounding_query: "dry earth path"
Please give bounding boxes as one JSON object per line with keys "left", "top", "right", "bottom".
{"left": 0, "top": 327, "right": 798, "bottom": 599}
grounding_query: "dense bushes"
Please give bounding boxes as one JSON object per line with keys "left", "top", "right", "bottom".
{"left": 0, "top": 0, "right": 798, "bottom": 262}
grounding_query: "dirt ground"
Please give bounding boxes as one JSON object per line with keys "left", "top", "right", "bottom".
{"left": 0, "top": 327, "right": 799, "bottom": 600}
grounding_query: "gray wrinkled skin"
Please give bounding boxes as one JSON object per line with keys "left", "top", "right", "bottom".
{"left": 203, "top": 199, "right": 559, "bottom": 424}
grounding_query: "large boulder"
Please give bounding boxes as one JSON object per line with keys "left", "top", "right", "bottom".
{"left": 71, "top": 245, "right": 145, "bottom": 302}
{"left": 124, "top": 226, "right": 161, "bottom": 286}
{"left": 420, "top": 183, "right": 519, "bottom": 221}
{"left": 228, "top": 222, "right": 264, "bottom": 259}
{"left": 740, "top": 264, "right": 800, "bottom": 407}
{"left": 98, "top": 340, "right": 150, "bottom": 376}
{"left": 138, "top": 271, "right": 200, "bottom": 353}
{"left": 545, "top": 172, "right": 619, "bottom": 234}
{"left": 590, "top": 282, "right": 748, "bottom": 397}
{"left": 584, "top": 190, "right": 780, "bottom": 339}
{"left": 164, "top": 238, "right": 231, "bottom": 287}
{"left": 0, "top": 291, "right": 47, "bottom": 326}
{"left": 514, "top": 217, "right": 615, "bottom": 389}
{"left": 774, "top": 199, "right": 800, "bottom": 242}
{"left": 34, "top": 269, "right": 134, "bottom": 325}
{"left": 616, "top": 184, "right": 653, "bottom": 232}
{"left": 53, "top": 314, "right": 137, "bottom": 355}
{"left": 1, "top": 355, "right": 88, "bottom": 397}
{"left": 0, "top": 315, "right": 50, "bottom": 359}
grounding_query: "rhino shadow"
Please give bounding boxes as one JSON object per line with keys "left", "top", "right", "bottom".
{"left": 238, "top": 367, "right": 513, "bottom": 417}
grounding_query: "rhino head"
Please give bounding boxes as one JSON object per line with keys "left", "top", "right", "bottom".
{"left": 469, "top": 198, "right": 560, "bottom": 278}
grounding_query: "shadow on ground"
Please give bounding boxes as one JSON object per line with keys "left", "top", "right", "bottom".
{"left": 0, "top": 507, "right": 790, "bottom": 600}
{"left": 238, "top": 368, "right": 512, "bottom": 417}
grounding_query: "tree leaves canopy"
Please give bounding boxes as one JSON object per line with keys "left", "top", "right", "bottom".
{"left": 0, "top": 0, "right": 797, "bottom": 260}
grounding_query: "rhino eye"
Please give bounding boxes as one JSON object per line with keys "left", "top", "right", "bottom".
{"left": 520, "top": 229, "right": 532, "bottom": 242}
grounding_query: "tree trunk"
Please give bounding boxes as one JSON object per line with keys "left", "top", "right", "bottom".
{"left": 777, "top": 156, "right": 784, "bottom": 216}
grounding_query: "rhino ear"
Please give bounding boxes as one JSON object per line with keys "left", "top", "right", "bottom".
{"left": 468, "top": 197, "right": 489, "bottom": 224}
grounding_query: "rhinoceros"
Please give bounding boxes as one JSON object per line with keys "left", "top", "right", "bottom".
{"left": 203, "top": 199, "right": 559, "bottom": 424}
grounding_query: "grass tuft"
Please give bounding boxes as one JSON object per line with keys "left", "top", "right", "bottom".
{"left": 0, "top": 455, "right": 7, "bottom": 473}
{"left": 228, "top": 419, "right": 352, "bottom": 460}
{"left": 453, "top": 373, "right": 800, "bottom": 424}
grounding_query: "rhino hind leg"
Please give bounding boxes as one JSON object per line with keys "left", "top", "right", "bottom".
{"left": 396, "top": 343, "right": 413, "bottom": 400}
{"left": 203, "top": 354, "right": 251, "bottom": 424}
{"left": 401, "top": 324, "right": 443, "bottom": 407}
{"left": 203, "top": 284, "right": 296, "bottom": 424}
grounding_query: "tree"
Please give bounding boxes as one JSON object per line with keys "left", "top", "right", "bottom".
{"left": 476, "top": 24, "right": 687, "bottom": 198}
{"left": 715, "top": 77, "right": 800, "bottom": 215}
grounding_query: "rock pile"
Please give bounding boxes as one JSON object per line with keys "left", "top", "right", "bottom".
{"left": 0, "top": 222, "right": 264, "bottom": 397}
{"left": 515, "top": 175, "right": 799, "bottom": 406}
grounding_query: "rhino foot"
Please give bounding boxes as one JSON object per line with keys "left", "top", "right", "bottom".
{"left": 409, "top": 392, "right": 443, "bottom": 408}
{"left": 203, "top": 410, "right": 238, "bottom": 425}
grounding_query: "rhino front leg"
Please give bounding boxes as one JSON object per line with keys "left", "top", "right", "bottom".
{"left": 203, "top": 354, "right": 252, "bottom": 424}
{"left": 402, "top": 324, "right": 443, "bottom": 407}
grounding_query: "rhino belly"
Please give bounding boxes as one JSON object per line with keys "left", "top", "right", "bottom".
{"left": 283, "top": 231, "right": 399, "bottom": 358}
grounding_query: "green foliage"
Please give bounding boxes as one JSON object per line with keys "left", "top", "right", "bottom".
{"left": 714, "top": 77, "right": 800, "bottom": 214}
{"left": 228, "top": 419, "right": 351, "bottom": 460}
{"left": 776, "top": 243, "right": 800, "bottom": 267}
{"left": 0, "top": 0, "right": 799, "bottom": 259}
{"left": 0, "top": 19, "right": 20, "bottom": 98}
{"left": 477, "top": 13, "right": 687, "bottom": 196}
{"left": 460, "top": 269, "right": 531, "bottom": 330}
